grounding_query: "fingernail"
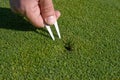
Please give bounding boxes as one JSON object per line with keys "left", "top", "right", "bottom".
{"left": 45, "top": 16, "right": 56, "bottom": 25}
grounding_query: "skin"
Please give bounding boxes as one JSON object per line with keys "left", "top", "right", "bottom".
{"left": 9, "top": 0, "right": 61, "bottom": 28}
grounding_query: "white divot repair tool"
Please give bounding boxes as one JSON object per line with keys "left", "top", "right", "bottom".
{"left": 46, "top": 21, "right": 61, "bottom": 40}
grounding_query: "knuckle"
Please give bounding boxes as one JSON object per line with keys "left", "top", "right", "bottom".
{"left": 10, "top": 0, "right": 25, "bottom": 15}
{"left": 41, "top": 5, "right": 54, "bottom": 12}
{"left": 40, "top": 0, "right": 55, "bottom": 17}
{"left": 41, "top": 5, "right": 55, "bottom": 17}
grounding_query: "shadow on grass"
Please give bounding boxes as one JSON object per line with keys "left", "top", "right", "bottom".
{"left": 0, "top": 7, "right": 50, "bottom": 39}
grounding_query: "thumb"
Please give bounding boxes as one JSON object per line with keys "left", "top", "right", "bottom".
{"left": 39, "top": 0, "right": 56, "bottom": 25}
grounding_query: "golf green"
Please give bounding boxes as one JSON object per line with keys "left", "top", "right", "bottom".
{"left": 0, "top": 0, "right": 120, "bottom": 79}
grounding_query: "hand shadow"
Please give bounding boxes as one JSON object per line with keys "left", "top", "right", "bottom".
{"left": 0, "top": 7, "right": 50, "bottom": 39}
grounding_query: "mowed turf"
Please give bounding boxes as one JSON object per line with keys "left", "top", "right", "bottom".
{"left": 0, "top": 0, "right": 120, "bottom": 80}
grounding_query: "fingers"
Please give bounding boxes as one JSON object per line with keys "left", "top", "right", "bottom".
{"left": 10, "top": 0, "right": 44, "bottom": 28}
{"left": 25, "top": 9, "right": 60, "bottom": 28}
{"left": 9, "top": 0, "right": 61, "bottom": 28}
{"left": 55, "top": 10, "right": 61, "bottom": 20}
{"left": 39, "top": 0, "right": 56, "bottom": 25}
{"left": 25, "top": 4, "right": 44, "bottom": 27}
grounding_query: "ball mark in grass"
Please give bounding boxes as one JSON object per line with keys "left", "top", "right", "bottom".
{"left": 64, "top": 41, "right": 74, "bottom": 52}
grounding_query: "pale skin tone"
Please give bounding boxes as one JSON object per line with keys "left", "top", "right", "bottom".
{"left": 9, "top": 0, "right": 61, "bottom": 28}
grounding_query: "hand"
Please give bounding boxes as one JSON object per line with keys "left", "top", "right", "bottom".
{"left": 9, "top": 0, "right": 61, "bottom": 28}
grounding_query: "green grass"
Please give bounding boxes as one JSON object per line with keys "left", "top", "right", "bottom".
{"left": 0, "top": 0, "right": 120, "bottom": 80}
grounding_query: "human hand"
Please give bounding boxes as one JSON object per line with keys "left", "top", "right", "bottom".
{"left": 9, "top": 0, "right": 61, "bottom": 28}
